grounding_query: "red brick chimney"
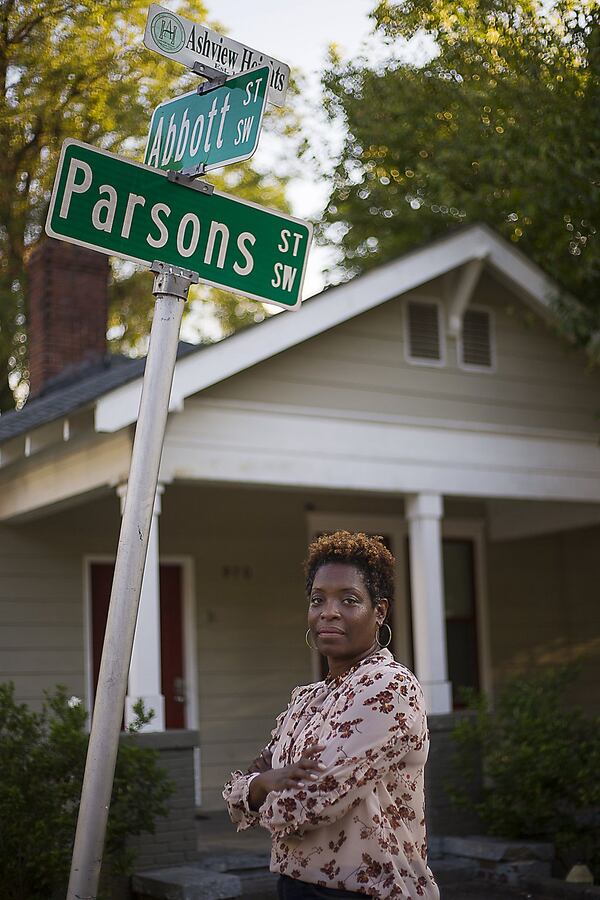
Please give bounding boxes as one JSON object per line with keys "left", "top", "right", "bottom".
{"left": 27, "top": 239, "right": 110, "bottom": 397}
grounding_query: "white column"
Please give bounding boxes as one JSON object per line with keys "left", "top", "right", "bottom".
{"left": 406, "top": 493, "right": 453, "bottom": 715}
{"left": 118, "top": 482, "right": 166, "bottom": 732}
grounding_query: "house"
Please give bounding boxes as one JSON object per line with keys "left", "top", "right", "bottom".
{"left": 1, "top": 224, "right": 599, "bottom": 863}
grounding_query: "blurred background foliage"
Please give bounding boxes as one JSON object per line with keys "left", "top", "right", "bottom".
{"left": 0, "top": 0, "right": 295, "bottom": 410}
{"left": 0, "top": 682, "right": 172, "bottom": 900}
{"left": 320, "top": 0, "right": 599, "bottom": 359}
{"left": 449, "top": 665, "right": 600, "bottom": 878}
{"left": 2, "top": 0, "right": 598, "bottom": 411}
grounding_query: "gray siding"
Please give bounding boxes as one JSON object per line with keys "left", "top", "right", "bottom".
{"left": 487, "top": 523, "right": 600, "bottom": 713}
{"left": 1, "top": 488, "right": 597, "bottom": 814}
{"left": 159, "top": 484, "right": 410, "bottom": 810}
{"left": 0, "top": 496, "right": 120, "bottom": 709}
{"left": 203, "top": 273, "right": 600, "bottom": 435}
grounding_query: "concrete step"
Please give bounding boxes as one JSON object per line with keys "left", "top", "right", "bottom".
{"left": 196, "top": 852, "right": 278, "bottom": 899}
{"left": 132, "top": 865, "right": 242, "bottom": 900}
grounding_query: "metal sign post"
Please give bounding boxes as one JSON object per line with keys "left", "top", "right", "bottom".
{"left": 66, "top": 261, "right": 198, "bottom": 900}
{"left": 52, "top": 11, "right": 306, "bottom": 897}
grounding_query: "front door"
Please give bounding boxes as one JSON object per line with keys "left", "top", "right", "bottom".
{"left": 90, "top": 561, "right": 186, "bottom": 728}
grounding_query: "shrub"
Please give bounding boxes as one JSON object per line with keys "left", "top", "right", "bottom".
{"left": 449, "top": 665, "right": 600, "bottom": 877}
{"left": 0, "top": 682, "right": 173, "bottom": 900}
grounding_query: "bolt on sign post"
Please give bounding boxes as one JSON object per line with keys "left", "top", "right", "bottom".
{"left": 59, "top": 18, "right": 308, "bottom": 897}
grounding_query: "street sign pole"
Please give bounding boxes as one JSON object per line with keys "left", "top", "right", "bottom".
{"left": 66, "top": 261, "right": 198, "bottom": 900}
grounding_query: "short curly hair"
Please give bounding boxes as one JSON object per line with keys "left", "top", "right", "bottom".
{"left": 303, "top": 531, "right": 395, "bottom": 616}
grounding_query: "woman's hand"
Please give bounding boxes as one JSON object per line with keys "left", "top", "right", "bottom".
{"left": 247, "top": 749, "right": 272, "bottom": 774}
{"left": 248, "top": 744, "right": 325, "bottom": 811}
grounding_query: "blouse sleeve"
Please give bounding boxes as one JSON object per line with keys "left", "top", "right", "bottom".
{"left": 258, "top": 668, "right": 424, "bottom": 838}
{"left": 222, "top": 686, "right": 302, "bottom": 831}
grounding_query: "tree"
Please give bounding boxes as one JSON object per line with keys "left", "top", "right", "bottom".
{"left": 0, "top": 1, "right": 293, "bottom": 410}
{"left": 321, "top": 0, "right": 599, "bottom": 356}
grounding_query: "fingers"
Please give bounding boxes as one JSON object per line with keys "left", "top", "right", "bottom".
{"left": 303, "top": 743, "right": 325, "bottom": 757}
{"left": 297, "top": 757, "right": 326, "bottom": 774}
{"left": 248, "top": 748, "right": 273, "bottom": 774}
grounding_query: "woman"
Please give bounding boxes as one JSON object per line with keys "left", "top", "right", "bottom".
{"left": 223, "top": 531, "right": 439, "bottom": 900}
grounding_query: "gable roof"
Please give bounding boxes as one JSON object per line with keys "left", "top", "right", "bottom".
{"left": 0, "top": 342, "right": 200, "bottom": 443}
{"left": 0, "top": 223, "right": 564, "bottom": 442}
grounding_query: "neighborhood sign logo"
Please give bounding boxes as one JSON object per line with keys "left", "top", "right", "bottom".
{"left": 150, "top": 11, "right": 185, "bottom": 53}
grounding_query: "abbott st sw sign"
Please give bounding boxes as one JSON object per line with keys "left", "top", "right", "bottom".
{"left": 145, "top": 66, "right": 269, "bottom": 174}
{"left": 46, "top": 140, "right": 312, "bottom": 309}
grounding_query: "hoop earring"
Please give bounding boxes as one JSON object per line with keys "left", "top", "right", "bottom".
{"left": 305, "top": 628, "right": 318, "bottom": 651}
{"left": 377, "top": 623, "right": 392, "bottom": 648}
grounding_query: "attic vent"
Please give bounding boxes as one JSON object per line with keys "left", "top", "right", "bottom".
{"left": 461, "top": 308, "right": 492, "bottom": 368}
{"left": 406, "top": 301, "right": 442, "bottom": 362}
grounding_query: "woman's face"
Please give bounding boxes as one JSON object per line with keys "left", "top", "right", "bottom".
{"left": 307, "top": 562, "right": 389, "bottom": 671}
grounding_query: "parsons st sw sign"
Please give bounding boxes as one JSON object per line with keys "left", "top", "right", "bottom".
{"left": 46, "top": 140, "right": 312, "bottom": 309}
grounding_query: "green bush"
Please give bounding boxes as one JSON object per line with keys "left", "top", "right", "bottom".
{"left": 0, "top": 682, "right": 173, "bottom": 900}
{"left": 449, "top": 665, "right": 600, "bottom": 877}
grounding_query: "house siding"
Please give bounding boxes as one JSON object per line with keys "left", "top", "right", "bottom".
{"left": 202, "top": 273, "right": 600, "bottom": 435}
{"left": 487, "top": 523, "right": 600, "bottom": 713}
{"left": 0, "top": 484, "right": 597, "bottom": 813}
{"left": 160, "top": 485, "right": 389, "bottom": 810}
{"left": 0, "top": 498, "right": 120, "bottom": 710}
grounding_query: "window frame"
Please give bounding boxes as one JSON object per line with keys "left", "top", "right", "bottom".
{"left": 403, "top": 297, "right": 446, "bottom": 368}
{"left": 458, "top": 303, "right": 496, "bottom": 374}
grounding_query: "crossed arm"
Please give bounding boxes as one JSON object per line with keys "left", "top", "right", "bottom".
{"left": 223, "top": 669, "right": 424, "bottom": 838}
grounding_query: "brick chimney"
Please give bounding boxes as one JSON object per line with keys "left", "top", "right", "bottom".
{"left": 27, "top": 239, "right": 110, "bottom": 397}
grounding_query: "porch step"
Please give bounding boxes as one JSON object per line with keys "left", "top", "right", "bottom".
{"left": 131, "top": 865, "right": 242, "bottom": 900}
{"left": 132, "top": 852, "right": 278, "bottom": 900}
{"left": 438, "top": 834, "right": 553, "bottom": 885}
{"left": 197, "top": 851, "right": 278, "bottom": 899}
{"left": 432, "top": 856, "right": 479, "bottom": 885}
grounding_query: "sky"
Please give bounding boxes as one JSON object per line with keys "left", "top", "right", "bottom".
{"left": 199, "top": 0, "right": 381, "bottom": 300}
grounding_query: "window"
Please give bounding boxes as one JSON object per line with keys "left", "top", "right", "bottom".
{"left": 460, "top": 307, "right": 494, "bottom": 370}
{"left": 442, "top": 539, "right": 480, "bottom": 707}
{"left": 404, "top": 300, "right": 444, "bottom": 365}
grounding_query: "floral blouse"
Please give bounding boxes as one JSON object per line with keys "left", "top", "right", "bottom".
{"left": 223, "top": 650, "right": 439, "bottom": 899}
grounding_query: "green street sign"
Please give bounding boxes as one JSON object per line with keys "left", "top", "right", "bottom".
{"left": 45, "top": 140, "right": 312, "bottom": 309}
{"left": 145, "top": 67, "right": 269, "bottom": 174}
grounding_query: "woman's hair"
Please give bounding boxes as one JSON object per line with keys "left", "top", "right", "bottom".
{"left": 303, "top": 531, "right": 395, "bottom": 613}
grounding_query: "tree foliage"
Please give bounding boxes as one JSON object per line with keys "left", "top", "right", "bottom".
{"left": 321, "top": 0, "right": 599, "bottom": 355}
{"left": 449, "top": 666, "right": 600, "bottom": 877}
{"left": 0, "top": 1, "right": 292, "bottom": 409}
{"left": 0, "top": 682, "right": 173, "bottom": 900}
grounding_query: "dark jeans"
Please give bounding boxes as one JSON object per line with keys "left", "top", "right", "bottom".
{"left": 277, "top": 873, "right": 372, "bottom": 900}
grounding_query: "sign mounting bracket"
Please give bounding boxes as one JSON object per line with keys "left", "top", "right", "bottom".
{"left": 149, "top": 260, "right": 199, "bottom": 298}
{"left": 167, "top": 168, "right": 214, "bottom": 194}
{"left": 192, "top": 61, "right": 228, "bottom": 94}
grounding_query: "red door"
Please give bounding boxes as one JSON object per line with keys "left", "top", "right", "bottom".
{"left": 90, "top": 562, "right": 186, "bottom": 728}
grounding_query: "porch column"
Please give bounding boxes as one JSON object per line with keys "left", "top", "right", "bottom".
{"left": 118, "top": 482, "right": 166, "bottom": 732}
{"left": 406, "top": 493, "right": 453, "bottom": 715}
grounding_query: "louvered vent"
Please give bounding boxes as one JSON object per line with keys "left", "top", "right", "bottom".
{"left": 462, "top": 309, "right": 492, "bottom": 367}
{"left": 407, "top": 301, "right": 441, "bottom": 361}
